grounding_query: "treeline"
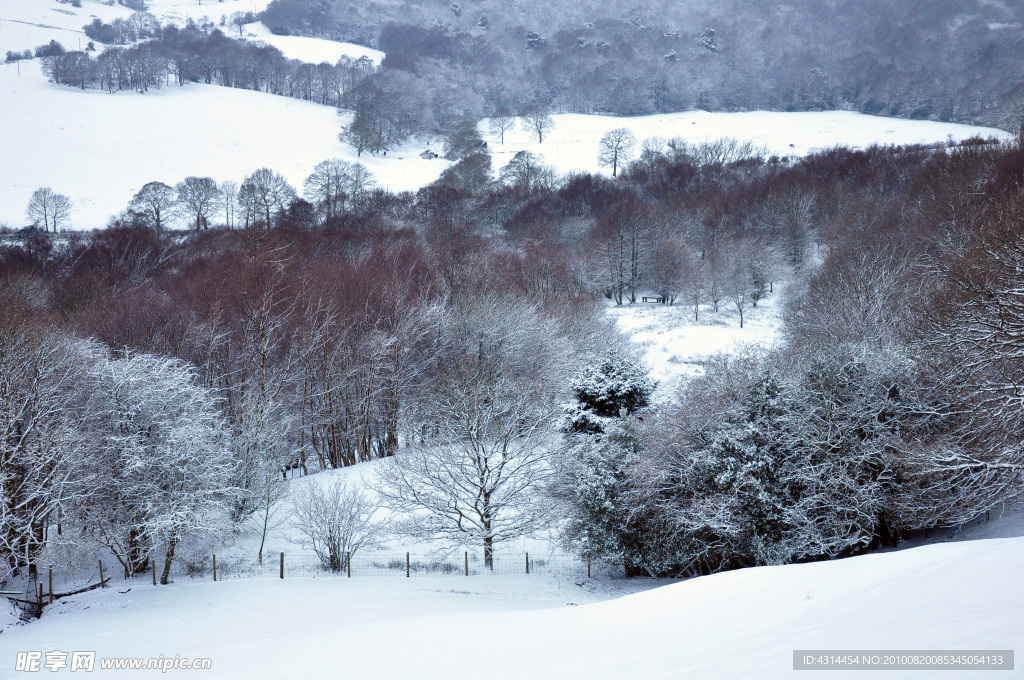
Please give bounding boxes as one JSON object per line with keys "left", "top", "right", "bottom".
{"left": 263, "top": 0, "right": 1024, "bottom": 130}
{"left": 4, "top": 135, "right": 1024, "bottom": 581}
{"left": 35, "top": 16, "right": 376, "bottom": 103}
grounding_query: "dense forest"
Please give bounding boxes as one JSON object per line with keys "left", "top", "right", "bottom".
{"left": 260, "top": 0, "right": 1024, "bottom": 129}
{"left": 3, "top": 132, "right": 1024, "bottom": 578}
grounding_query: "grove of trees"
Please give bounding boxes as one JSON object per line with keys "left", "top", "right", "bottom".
{"left": 3, "top": 124, "right": 1024, "bottom": 587}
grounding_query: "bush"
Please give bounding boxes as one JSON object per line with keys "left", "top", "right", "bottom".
{"left": 34, "top": 40, "right": 65, "bottom": 58}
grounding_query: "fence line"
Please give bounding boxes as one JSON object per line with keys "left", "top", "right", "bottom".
{"left": 19, "top": 551, "right": 604, "bottom": 613}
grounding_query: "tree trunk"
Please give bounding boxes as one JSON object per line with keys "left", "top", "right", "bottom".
{"left": 483, "top": 534, "right": 493, "bottom": 570}
{"left": 160, "top": 534, "right": 178, "bottom": 585}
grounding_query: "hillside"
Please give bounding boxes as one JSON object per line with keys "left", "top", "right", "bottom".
{"left": 0, "top": 49, "right": 1011, "bottom": 229}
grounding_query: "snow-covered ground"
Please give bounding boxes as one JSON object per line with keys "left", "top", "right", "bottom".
{"left": 241, "top": 21, "right": 384, "bottom": 64}
{"left": 0, "top": 0, "right": 268, "bottom": 56}
{"left": 481, "top": 110, "right": 1014, "bottom": 178}
{"left": 207, "top": 457, "right": 562, "bottom": 571}
{"left": 1, "top": 532, "right": 1019, "bottom": 678}
{"left": 143, "top": 0, "right": 271, "bottom": 26}
{"left": 0, "top": 0, "right": 125, "bottom": 55}
{"left": 0, "top": 59, "right": 446, "bottom": 229}
{"left": 607, "top": 287, "right": 784, "bottom": 400}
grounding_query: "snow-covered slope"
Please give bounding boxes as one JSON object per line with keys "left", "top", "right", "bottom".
{"left": 607, "top": 286, "right": 784, "bottom": 399}
{"left": 0, "top": 536, "right": 1018, "bottom": 678}
{"left": 241, "top": 21, "right": 384, "bottom": 64}
{"left": 0, "top": 0, "right": 268, "bottom": 56}
{"left": 482, "top": 110, "right": 1014, "bottom": 178}
{"left": 0, "top": 0, "right": 126, "bottom": 55}
{"left": 0, "top": 59, "right": 445, "bottom": 229}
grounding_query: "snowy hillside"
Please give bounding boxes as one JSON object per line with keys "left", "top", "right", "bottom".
{"left": 0, "top": 0, "right": 267, "bottom": 55}
{"left": 482, "top": 110, "right": 1014, "bottom": 179}
{"left": 606, "top": 287, "right": 785, "bottom": 400}
{"left": 215, "top": 457, "right": 561, "bottom": 567}
{"left": 0, "top": 0, "right": 126, "bottom": 54}
{"left": 241, "top": 21, "right": 384, "bottom": 64}
{"left": 0, "top": 59, "right": 446, "bottom": 229}
{"left": 0, "top": 0, "right": 1013, "bottom": 230}
{"left": 0, "top": 50, "right": 1010, "bottom": 231}
{"left": 0, "top": 535, "right": 1019, "bottom": 678}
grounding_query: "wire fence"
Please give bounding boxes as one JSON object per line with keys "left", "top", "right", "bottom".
{"left": 14, "top": 550, "right": 603, "bottom": 615}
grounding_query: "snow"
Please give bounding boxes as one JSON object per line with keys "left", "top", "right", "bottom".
{"left": 0, "top": 0, "right": 126, "bottom": 55}
{"left": 482, "top": 110, "right": 1014, "bottom": 179}
{"left": 0, "top": 534, "right": 1019, "bottom": 678}
{"left": 607, "top": 287, "right": 784, "bottom": 400}
{"left": 241, "top": 21, "right": 384, "bottom": 65}
{"left": 140, "top": 0, "right": 271, "bottom": 26}
{"left": 218, "top": 457, "right": 562, "bottom": 567}
{"left": 0, "top": 59, "right": 446, "bottom": 229}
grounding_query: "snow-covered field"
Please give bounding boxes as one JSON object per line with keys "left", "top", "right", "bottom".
{"left": 143, "top": 0, "right": 272, "bottom": 26}
{"left": 1, "top": 531, "right": 1019, "bottom": 678}
{"left": 482, "top": 110, "right": 1014, "bottom": 178}
{"left": 0, "top": 0, "right": 122, "bottom": 55}
{"left": 0, "top": 59, "right": 447, "bottom": 229}
{"left": 210, "top": 457, "right": 561, "bottom": 568}
{"left": 607, "top": 286, "right": 785, "bottom": 400}
{"left": 241, "top": 21, "right": 384, "bottom": 64}
{"left": 0, "top": 0, "right": 267, "bottom": 55}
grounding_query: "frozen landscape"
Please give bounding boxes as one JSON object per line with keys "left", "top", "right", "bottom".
{"left": 2, "top": 0, "right": 1023, "bottom": 677}
{"left": 0, "top": 0, "right": 1013, "bottom": 228}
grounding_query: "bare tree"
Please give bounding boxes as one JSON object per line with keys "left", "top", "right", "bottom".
{"left": 648, "top": 235, "right": 693, "bottom": 305}
{"left": 598, "top": 128, "right": 637, "bottom": 177}
{"left": 175, "top": 176, "right": 221, "bottom": 231}
{"left": 129, "top": 181, "right": 176, "bottom": 232}
{"left": 303, "top": 159, "right": 351, "bottom": 222}
{"left": 498, "top": 151, "right": 557, "bottom": 192}
{"left": 344, "top": 163, "right": 375, "bottom": 211}
{"left": 239, "top": 168, "right": 296, "bottom": 230}
{"left": 487, "top": 109, "right": 516, "bottom": 145}
{"left": 26, "top": 187, "right": 71, "bottom": 232}
{"left": 521, "top": 106, "right": 555, "bottom": 143}
{"left": 289, "top": 478, "right": 380, "bottom": 572}
{"left": 375, "top": 297, "right": 568, "bottom": 568}
{"left": 221, "top": 180, "right": 238, "bottom": 230}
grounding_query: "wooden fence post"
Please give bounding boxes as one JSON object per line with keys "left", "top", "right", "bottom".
{"left": 279, "top": 552, "right": 284, "bottom": 579}
{"left": 48, "top": 566, "right": 53, "bottom": 605}
{"left": 346, "top": 552, "right": 351, "bottom": 578}
{"left": 152, "top": 558, "right": 156, "bottom": 586}
{"left": 464, "top": 551, "right": 468, "bottom": 576}
{"left": 526, "top": 552, "right": 529, "bottom": 574}
{"left": 212, "top": 554, "right": 217, "bottom": 582}
{"left": 98, "top": 560, "right": 105, "bottom": 588}
{"left": 37, "top": 583, "right": 43, "bottom": 614}
{"left": 406, "top": 552, "right": 410, "bottom": 578}
{"left": 587, "top": 557, "right": 591, "bottom": 579}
